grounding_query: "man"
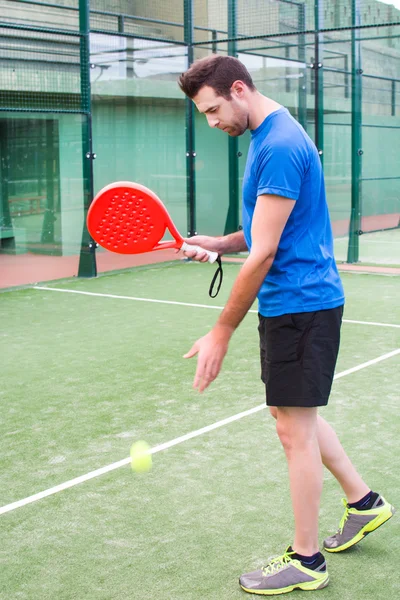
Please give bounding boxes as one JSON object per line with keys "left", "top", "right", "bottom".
{"left": 178, "top": 55, "right": 395, "bottom": 595}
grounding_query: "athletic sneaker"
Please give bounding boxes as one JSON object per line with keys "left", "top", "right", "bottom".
{"left": 239, "top": 548, "right": 329, "bottom": 595}
{"left": 324, "top": 495, "right": 395, "bottom": 552}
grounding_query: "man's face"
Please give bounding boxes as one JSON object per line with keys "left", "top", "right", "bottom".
{"left": 193, "top": 85, "right": 249, "bottom": 137}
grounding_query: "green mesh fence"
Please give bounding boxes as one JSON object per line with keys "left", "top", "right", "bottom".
{"left": 90, "top": 1, "right": 185, "bottom": 42}
{"left": 0, "top": 25, "right": 82, "bottom": 111}
{"left": 90, "top": 32, "right": 187, "bottom": 85}
{"left": 2, "top": 0, "right": 80, "bottom": 31}
{"left": 0, "top": 0, "right": 399, "bottom": 279}
{"left": 325, "top": 0, "right": 400, "bottom": 30}
{"left": 194, "top": 0, "right": 400, "bottom": 46}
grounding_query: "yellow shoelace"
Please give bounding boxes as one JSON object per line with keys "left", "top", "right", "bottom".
{"left": 338, "top": 497, "right": 350, "bottom": 533}
{"left": 262, "top": 550, "right": 295, "bottom": 576}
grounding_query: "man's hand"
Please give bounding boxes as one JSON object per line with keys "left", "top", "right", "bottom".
{"left": 182, "top": 235, "right": 221, "bottom": 263}
{"left": 183, "top": 324, "right": 234, "bottom": 392}
{"left": 182, "top": 230, "right": 247, "bottom": 262}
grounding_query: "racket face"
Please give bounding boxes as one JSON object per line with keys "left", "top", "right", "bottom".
{"left": 87, "top": 182, "right": 175, "bottom": 254}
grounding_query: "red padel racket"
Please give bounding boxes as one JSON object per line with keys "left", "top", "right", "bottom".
{"left": 87, "top": 181, "right": 223, "bottom": 296}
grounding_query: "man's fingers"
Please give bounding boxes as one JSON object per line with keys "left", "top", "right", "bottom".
{"left": 193, "top": 352, "right": 207, "bottom": 390}
{"left": 183, "top": 344, "right": 199, "bottom": 359}
{"left": 182, "top": 248, "right": 208, "bottom": 262}
{"left": 186, "top": 331, "right": 228, "bottom": 392}
{"left": 202, "top": 360, "right": 220, "bottom": 390}
{"left": 182, "top": 249, "right": 197, "bottom": 258}
{"left": 209, "top": 359, "right": 221, "bottom": 380}
{"left": 194, "top": 357, "right": 221, "bottom": 392}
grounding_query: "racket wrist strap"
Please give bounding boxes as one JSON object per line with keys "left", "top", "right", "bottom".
{"left": 209, "top": 256, "right": 223, "bottom": 298}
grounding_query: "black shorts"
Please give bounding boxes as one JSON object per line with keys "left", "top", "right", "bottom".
{"left": 258, "top": 306, "right": 344, "bottom": 408}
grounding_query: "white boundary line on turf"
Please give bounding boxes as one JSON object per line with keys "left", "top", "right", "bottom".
{"left": 1, "top": 348, "right": 399, "bottom": 517}
{"left": 33, "top": 287, "right": 400, "bottom": 329}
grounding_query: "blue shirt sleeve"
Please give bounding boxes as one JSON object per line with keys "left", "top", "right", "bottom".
{"left": 256, "top": 142, "right": 308, "bottom": 201}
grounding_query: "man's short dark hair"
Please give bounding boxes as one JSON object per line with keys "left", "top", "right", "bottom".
{"left": 178, "top": 55, "right": 256, "bottom": 99}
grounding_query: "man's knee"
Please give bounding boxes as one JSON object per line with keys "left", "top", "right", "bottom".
{"left": 275, "top": 417, "right": 294, "bottom": 453}
{"left": 269, "top": 406, "right": 278, "bottom": 420}
{"left": 275, "top": 407, "right": 318, "bottom": 453}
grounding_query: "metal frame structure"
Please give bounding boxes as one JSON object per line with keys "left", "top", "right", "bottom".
{"left": 78, "top": 0, "right": 97, "bottom": 276}
{"left": 1, "top": 0, "right": 399, "bottom": 274}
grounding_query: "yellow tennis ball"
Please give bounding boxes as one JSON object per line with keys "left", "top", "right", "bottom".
{"left": 130, "top": 441, "right": 152, "bottom": 473}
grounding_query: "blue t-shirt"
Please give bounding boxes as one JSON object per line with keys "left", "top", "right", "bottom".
{"left": 242, "top": 107, "right": 344, "bottom": 317}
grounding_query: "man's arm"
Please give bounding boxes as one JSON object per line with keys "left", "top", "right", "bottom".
{"left": 218, "top": 230, "right": 248, "bottom": 254}
{"left": 184, "top": 194, "right": 295, "bottom": 391}
{"left": 182, "top": 230, "right": 247, "bottom": 262}
{"left": 217, "top": 195, "right": 295, "bottom": 330}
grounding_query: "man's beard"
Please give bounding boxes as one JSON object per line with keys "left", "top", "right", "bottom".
{"left": 229, "top": 113, "right": 249, "bottom": 137}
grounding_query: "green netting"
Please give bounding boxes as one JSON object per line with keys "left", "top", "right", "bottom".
{"left": 194, "top": 0, "right": 400, "bottom": 47}
{"left": 2, "top": 0, "right": 80, "bottom": 31}
{"left": 1, "top": 0, "right": 399, "bottom": 275}
{"left": 324, "top": 0, "right": 400, "bottom": 30}
{"left": 193, "top": 0, "right": 309, "bottom": 47}
{"left": 89, "top": 1, "right": 185, "bottom": 42}
{"left": 0, "top": 26, "right": 82, "bottom": 111}
{"left": 90, "top": 33, "right": 187, "bottom": 85}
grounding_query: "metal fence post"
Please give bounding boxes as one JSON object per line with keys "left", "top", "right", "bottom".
{"left": 347, "top": 0, "right": 362, "bottom": 263}
{"left": 41, "top": 119, "right": 56, "bottom": 244}
{"left": 224, "top": 0, "right": 239, "bottom": 235}
{"left": 211, "top": 29, "right": 217, "bottom": 54}
{"left": 297, "top": 2, "right": 307, "bottom": 130}
{"left": 78, "top": 0, "right": 97, "bottom": 277}
{"left": 0, "top": 122, "right": 14, "bottom": 251}
{"left": 184, "top": 0, "right": 197, "bottom": 237}
{"left": 391, "top": 80, "right": 396, "bottom": 116}
{"left": 314, "top": 0, "right": 324, "bottom": 166}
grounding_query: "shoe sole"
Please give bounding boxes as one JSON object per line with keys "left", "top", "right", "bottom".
{"left": 324, "top": 505, "right": 395, "bottom": 553}
{"left": 240, "top": 575, "right": 329, "bottom": 595}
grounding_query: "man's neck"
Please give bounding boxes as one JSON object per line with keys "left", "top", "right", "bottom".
{"left": 248, "top": 93, "right": 282, "bottom": 131}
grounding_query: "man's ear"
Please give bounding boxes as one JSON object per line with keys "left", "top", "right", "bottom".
{"left": 231, "top": 80, "right": 246, "bottom": 98}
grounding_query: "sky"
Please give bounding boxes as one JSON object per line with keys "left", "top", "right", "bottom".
{"left": 378, "top": 0, "right": 400, "bottom": 7}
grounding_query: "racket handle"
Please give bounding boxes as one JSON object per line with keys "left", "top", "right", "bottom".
{"left": 180, "top": 241, "right": 219, "bottom": 264}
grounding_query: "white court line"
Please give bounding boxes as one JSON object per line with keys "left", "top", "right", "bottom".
{"left": 1, "top": 348, "right": 399, "bottom": 517}
{"left": 0, "top": 405, "right": 264, "bottom": 517}
{"left": 335, "top": 239, "right": 400, "bottom": 245}
{"left": 341, "top": 318, "right": 400, "bottom": 329}
{"left": 33, "top": 287, "right": 400, "bottom": 329}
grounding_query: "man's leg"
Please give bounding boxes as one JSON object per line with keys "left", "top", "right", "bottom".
{"left": 315, "top": 414, "right": 369, "bottom": 502}
{"left": 269, "top": 407, "right": 395, "bottom": 554}
{"left": 270, "top": 407, "right": 369, "bottom": 503}
{"left": 275, "top": 406, "right": 322, "bottom": 556}
{"left": 239, "top": 405, "right": 329, "bottom": 595}
{"left": 317, "top": 416, "right": 395, "bottom": 552}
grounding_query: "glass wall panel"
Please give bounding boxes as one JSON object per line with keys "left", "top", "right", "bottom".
{"left": 0, "top": 112, "right": 85, "bottom": 287}
{"left": 318, "top": 35, "right": 353, "bottom": 262}
{"left": 237, "top": 35, "right": 313, "bottom": 236}
{"left": 91, "top": 33, "right": 187, "bottom": 272}
{"left": 359, "top": 31, "right": 400, "bottom": 264}
{"left": 194, "top": 108, "right": 230, "bottom": 236}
